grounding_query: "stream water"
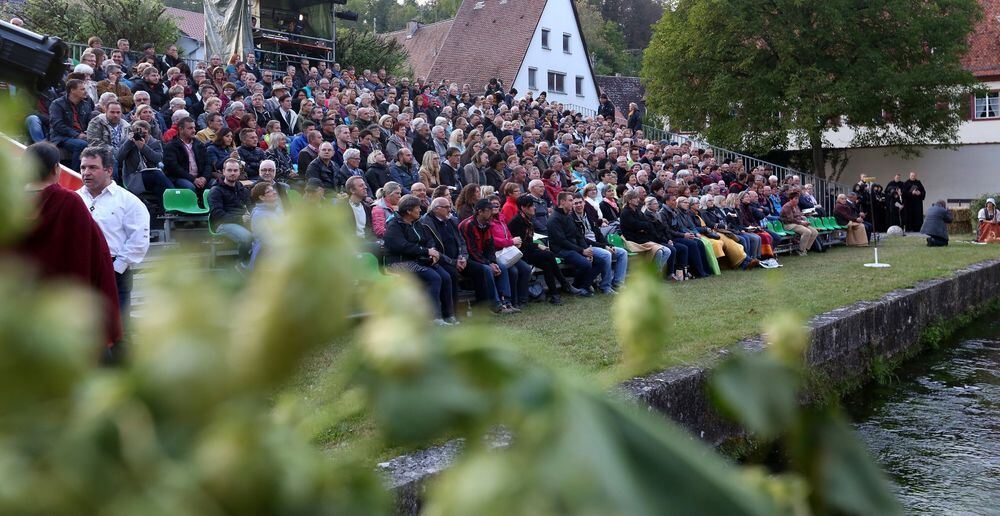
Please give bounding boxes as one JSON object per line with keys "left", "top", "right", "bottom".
{"left": 846, "top": 314, "right": 999, "bottom": 515}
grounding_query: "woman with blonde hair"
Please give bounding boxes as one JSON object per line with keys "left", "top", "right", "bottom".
{"left": 448, "top": 128, "right": 465, "bottom": 153}
{"left": 372, "top": 181, "right": 403, "bottom": 239}
{"left": 418, "top": 151, "right": 442, "bottom": 188}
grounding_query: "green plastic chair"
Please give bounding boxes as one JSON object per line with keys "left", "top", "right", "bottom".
{"left": 826, "top": 216, "right": 845, "bottom": 230}
{"left": 356, "top": 252, "right": 382, "bottom": 278}
{"left": 774, "top": 221, "right": 792, "bottom": 236}
{"left": 200, "top": 190, "right": 225, "bottom": 237}
{"left": 163, "top": 188, "right": 209, "bottom": 214}
{"left": 606, "top": 233, "right": 637, "bottom": 256}
{"left": 767, "top": 221, "right": 788, "bottom": 236}
{"left": 808, "top": 217, "right": 829, "bottom": 231}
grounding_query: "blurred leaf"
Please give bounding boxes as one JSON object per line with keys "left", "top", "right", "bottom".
{"left": 710, "top": 352, "right": 800, "bottom": 438}
{"left": 231, "top": 206, "right": 357, "bottom": 390}
{"left": 614, "top": 263, "right": 675, "bottom": 378}
{"left": 813, "top": 411, "right": 902, "bottom": 516}
{"left": 765, "top": 314, "right": 810, "bottom": 371}
{"left": 425, "top": 385, "right": 777, "bottom": 516}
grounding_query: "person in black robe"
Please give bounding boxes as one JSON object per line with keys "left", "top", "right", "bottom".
{"left": 870, "top": 183, "right": 888, "bottom": 232}
{"left": 902, "top": 171, "right": 926, "bottom": 232}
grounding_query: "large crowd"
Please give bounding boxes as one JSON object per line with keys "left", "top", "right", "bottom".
{"left": 16, "top": 27, "right": 920, "bottom": 336}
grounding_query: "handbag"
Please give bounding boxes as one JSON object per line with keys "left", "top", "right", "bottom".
{"left": 495, "top": 245, "right": 523, "bottom": 268}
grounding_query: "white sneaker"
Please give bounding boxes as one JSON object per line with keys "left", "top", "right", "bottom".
{"left": 433, "top": 318, "right": 453, "bottom": 326}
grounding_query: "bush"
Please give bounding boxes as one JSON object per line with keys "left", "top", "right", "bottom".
{"left": 969, "top": 192, "right": 1000, "bottom": 231}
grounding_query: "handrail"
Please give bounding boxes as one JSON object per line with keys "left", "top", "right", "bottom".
{"left": 640, "top": 124, "right": 847, "bottom": 208}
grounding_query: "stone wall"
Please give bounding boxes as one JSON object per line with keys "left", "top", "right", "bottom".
{"left": 381, "top": 258, "right": 1000, "bottom": 514}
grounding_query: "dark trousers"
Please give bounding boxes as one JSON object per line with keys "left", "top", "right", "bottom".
{"left": 438, "top": 262, "right": 461, "bottom": 316}
{"left": 675, "top": 238, "right": 708, "bottom": 277}
{"left": 663, "top": 243, "right": 681, "bottom": 275}
{"left": 116, "top": 268, "right": 133, "bottom": 324}
{"left": 522, "top": 247, "right": 572, "bottom": 295}
{"left": 106, "top": 268, "right": 133, "bottom": 365}
{"left": 506, "top": 260, "right": 532, "bottom": 305}
{"left": 413, "top": 265, "right": 453, "bottom": 318}
{"left": 926, "top": 235, "right": 949, "bottom": 247}
{"left": 557, "top": 250, "right": 601, "bottom": 289}
{"left": 461, "top": 260, "right": 501, "bottom": 305}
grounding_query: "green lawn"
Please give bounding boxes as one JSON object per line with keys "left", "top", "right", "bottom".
{"left": 288, "top": 234, "right": 997, "bottom": 451}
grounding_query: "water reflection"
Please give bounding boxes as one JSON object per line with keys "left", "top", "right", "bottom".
{"left": 847, "top": 316, "right": 999, "bottom": 514}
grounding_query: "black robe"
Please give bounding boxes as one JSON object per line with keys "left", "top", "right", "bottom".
{"left": 902, "top": 179, "right": 926, "bottom": 232}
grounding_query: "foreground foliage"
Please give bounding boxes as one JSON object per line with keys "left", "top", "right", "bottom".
{"left": 0, "top": 164, "right": 900, "bottom": 514}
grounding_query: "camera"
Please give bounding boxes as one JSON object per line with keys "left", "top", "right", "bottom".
{"left": 133, "top": 129, "right": 145, "bottom": 141}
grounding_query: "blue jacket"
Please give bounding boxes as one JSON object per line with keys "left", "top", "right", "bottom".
{"left": 389, "top": 161, "right": 419, "bottom": 193}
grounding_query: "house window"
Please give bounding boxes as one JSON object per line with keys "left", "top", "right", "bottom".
{"left": 974, "top": 92, "right": 1000, "bottom": 119}
{"left": 575, "top": 76, "right": 584, "bottom": 96}
{"left": 541, "top": 29, "right": 550, "bottom": 49}
{"left": 563, "top": 33, "right": 571, "bottom": 53}
{"left": 528, "top": 68, "right": 537, "bottom": 90}
{"left": 547, "top": 71, "right": 566, "bottom": 94}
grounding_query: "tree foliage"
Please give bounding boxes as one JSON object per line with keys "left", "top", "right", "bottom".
{"left": 336, "top": 28, "right": 411, "bottom": 77}
{"left": 16, "top": 0, "right": 179, "bottom": 53}
{"left": 599, "top": 0, "right": 664, "bottom": 50}
{"left": 642, "top": 0, "right": 983, "bottom": 177}
{"left": 576, "top": 0, "right": 641, "bottom": 77}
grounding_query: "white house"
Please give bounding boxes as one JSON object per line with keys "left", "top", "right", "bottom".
{"left": 818, "top": 0, "right": 1000, "bottom": 206}
{"left": 163, "top": 7, "right": 206, "bottom": 61}
{"left": 384, "top": 0, "right": 600, "bottom": 108}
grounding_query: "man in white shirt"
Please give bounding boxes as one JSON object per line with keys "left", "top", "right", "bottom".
{"left": 77, "top": 146, "right": 150, "bottom": 337}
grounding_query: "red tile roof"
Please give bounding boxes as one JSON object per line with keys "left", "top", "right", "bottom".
{"left": 383, "top": 19, "right": 455, "bottom": 81}
{"left": 427, "top": 0, "right": 548, "bottom": 92}
{"left": 163, "top": 7, "right": 205, "bottom": 43}
{"left": 962, "top": 0, "right": 1000, "bottom": 78}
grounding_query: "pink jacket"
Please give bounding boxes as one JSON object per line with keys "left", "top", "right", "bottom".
{"left": 489, "top": 218, "right": 517, "bottom": 248}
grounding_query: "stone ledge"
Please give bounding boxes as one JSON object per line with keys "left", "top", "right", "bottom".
{"left": 379, "top": 258, "right": 1000, "bottom": 513}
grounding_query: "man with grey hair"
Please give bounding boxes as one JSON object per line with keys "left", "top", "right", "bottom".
{"left": 336, "top": 147, "right": 364, "bottom": 190}
{"left": 432, "top": 125, "right": 449, "bottom": 157}
{"left": 527, "top": 179, "right": 553, "bottom": 233}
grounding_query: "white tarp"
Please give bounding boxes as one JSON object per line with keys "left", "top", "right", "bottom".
{"left": 204, "top": 0, "right": 254, "bottom": 61}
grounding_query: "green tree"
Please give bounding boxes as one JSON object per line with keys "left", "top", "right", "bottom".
{"left": 17, "top": 0, "right": 179, "bottom": 52}
{"left": 642, "top": 0, "right": 983, "bottom": 178}
{"left": 577, "top": 0, "right": 636, "bottom": 76}
{"left": 600, "top": 0, "right": 664, "bottom": 50}
{"left": 336, "top": 28, "right": 411, "bottom": 76}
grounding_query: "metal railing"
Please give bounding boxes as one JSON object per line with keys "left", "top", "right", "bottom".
{"left": 640, "top": 124, "right": 847, "bottom": 209}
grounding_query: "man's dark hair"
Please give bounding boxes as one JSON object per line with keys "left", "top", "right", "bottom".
{"left": 65, "top": 79, "right": 84, "bottom": 93}
{"left": 278, "top": 94, "right": 291, "bottom": 103}
{"left": 557, "top": 191, "right": 574, "bottom": 204}
{"left": 26, "top": 142, "right": 61, "bottom": 181}
{"left": 301, "top": 120, "right": 317, "bottom": 131}
{"left": 445, "top": 147, "right": 460, "bottom": 158}
{"left": 516, "top": 193, "right": 535, "bottom": 208}
{"left": 788, "top": 191, "right": 800, "bottom": 200}
{"left": 81, "top": 146, "right": 114, "bottom": 169}
{"left": 179, "top": 116, "right": 196, "bottom": 130}
{"left": 207, "top": 112, "right": 222, "bottom": 124}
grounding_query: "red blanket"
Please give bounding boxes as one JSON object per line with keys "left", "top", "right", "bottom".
{"left": 11, "top": 184, "right": 122, "bottom": 347}
{"left": 978, "top": 221, "right": 1000, "bottom": 243}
